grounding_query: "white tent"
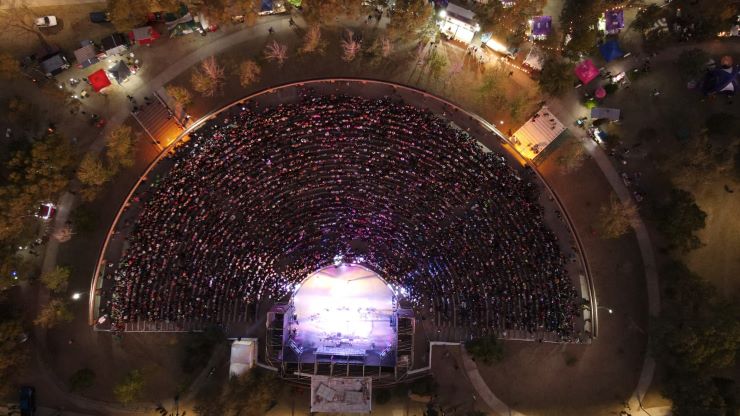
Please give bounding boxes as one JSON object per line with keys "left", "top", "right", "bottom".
{"left": 591, "top": 107, "right": 621, "bottom": 121}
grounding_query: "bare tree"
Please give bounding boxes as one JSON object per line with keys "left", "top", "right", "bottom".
{"left": 341, "top": 30, "right": 361, "bottom": 62}
{"left": 190, "top": 56, "right": 225, "bottom": 96}
{"left": 238, "top": 59, "right": 261, "bottom": 87}
{"left": 300, "top": 24, "right": 323, "bottom": 54}
{"left": 165, "top": 84, "right": 192, "bottom": 109}
{"left": 264, "top": 40, "right": 288, "bottom": 66}
{"left": 557, "top": 137, "right": 587, "bottom": 173}
{"left": 380, "top": 37, "right": 393, "bottom": 58}
{"left": 0, "top": 0, "right": 50, "bottom": 47}
{"left": 595, "top": 193, "right": 637, "bottom": 239}
{"left": 52, "top": 224, "right": 73, "bottom": 243}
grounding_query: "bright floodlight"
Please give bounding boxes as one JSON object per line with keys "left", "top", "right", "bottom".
{"left": 439, "top": 9, "right": 447, "bottom": 18}
{"left": 71, "top": 292, "right": 82, "bottom": 300}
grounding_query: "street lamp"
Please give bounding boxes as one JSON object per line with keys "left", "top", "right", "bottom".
{"left": 71, "top": 292, "right": 82, "bottom": 301}
{"left": 438, "top": 9, "right": 447, "bottom": 18}
{"left": 597, "top": 306, "right": 613, "bottom": 314}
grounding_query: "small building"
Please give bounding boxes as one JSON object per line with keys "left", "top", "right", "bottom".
{"left": 101, "top": 33, "right": 129, "bottom": 56}
{"left": 439, "top": 3, "right": 479, "bottom": 44}
{"left": 129, "top": 26, "right": 160, "bottom": 46}
{"left": 229, "top": 339, "right": 257, "bottom": 377}
{"left": 73, "top": 41, "right": 100, "bottom": 69}
{"left": 39, "top": 52, "right": 70, "bottom": 77}
{"left": 510, "top": 106, "right": 566, "bottom": 159}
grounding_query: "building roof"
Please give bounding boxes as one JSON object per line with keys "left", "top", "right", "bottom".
{"left": 101, "top": 33, "right": 128, "bottom": 52}
{"left": 74, "top": 44, "right": 98, "bottom": 68}
{"left": 310, "top": 376, "right": 372, "bottom": 414}
{"left": 446, "top": 3, "right": 476, "bottom": 24}
{"left": 510, "top": 106, "right": 566, "bottom": 159}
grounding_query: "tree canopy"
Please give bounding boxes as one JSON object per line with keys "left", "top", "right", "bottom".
{"left": 302, "top": 0, "right": 363, "bottom": 25}
{"left": 114, "top": 369, "right": 146, "bottom": 405}
{"left": 106, "top": 125, "right": 137, "bottom": 169}
{"left": 652, "top": 262, "right": 740, "bottom": 416}
{"left": 465, "top": 334, "right": 504, "bottom": 365}
{"left": 387, "top": 0, "right": 434, "bottom": 41}
{"left": 539, "top": 58, "right": 574, "bottom": 96}
{"left": 34, "top": 299, "right": 73, "bottom": 328}
{"left": 40, "top": 265, "right": 70, "bottom": 294}
{"left": 655, "top": 188, "right": 707, "bottom": 252}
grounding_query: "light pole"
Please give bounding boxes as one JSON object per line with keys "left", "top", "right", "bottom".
{"left": 597, "top": 306, "right": 613, "bottom": 314}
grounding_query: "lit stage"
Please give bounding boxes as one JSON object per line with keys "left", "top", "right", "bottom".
{"left": 283, "top": 265, "right": 397, "bottom": 366}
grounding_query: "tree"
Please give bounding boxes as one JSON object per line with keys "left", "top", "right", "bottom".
{"left": 651, "top": 262, "right": 740, "bottom": 416}
{"left": 69, "top": 368, "right": 96, "bottom": 392}
{"left": 106, "top": 125, "right": 137, "bottom": 169}
{"left": 5, "top": 96, "right": 37, "bottom": 125}
{"left": 52, "top": 224, "right": 74, "bottom": 243}
{"left": 40, "top": 266, "right": 70, "bottom": 293}
{"left": 108, "top": 0, "right": 151, "bottom": 31}
{"left": 427, "top": 50, "right": 448, "bottom": 81}
{"left": 465, "top": 335, "right": 504, "bottom": 365}
{"left": 539, "top": 58, "right": 574, "bottom": 96}
{"left": 594, "top": 193, "right": 636, "bottom": 239}
{"left": 475, "top": 0, "right": 546, "bottom": 44}
{"left": 341, "top": 30, "right": 361, "bottom": 62}
{"left": 300, "top": 24, "right": 324, "bottom": 54}
{"left": 302, "top": 0, "right": 362, "bottom": 25}
{"left": 557, "top": 136, "right": 587, "bottom": 173}
{"left": 34, "top": 299, "right": 73, "bottom": 328}
{"left": 387, "top": 0, "right": 434, "bottom": 41}
{"left": 77, "top": 153, "right": 111, "bottom": 188}
{"left": 631, "top": 4, "right": 663, "bottom": 33}
{"left": 237, "top": 59, "right": 261, "bottom": 88}
{"left": 165, "top": 85, "right": 192, "bottom": 109}
{"left": 676, "top": 48, "right": 710, "bottom": 81}
{"left": 264, "top": 40, "right": 288, "bottom": 66}
{"left": 0, "top": 53, "right": 20, "bottom": 79}
{"left": 191, "top": 56, "right": 225, "bottom": 97}
{"left": 655, "top": 189, "right": 707, "bottom": 252}
{"left": 114, "top": 369, "right": 146, "bottom": 405}
{"left": 560, "top": 0, "right": 603, "bottom": 54}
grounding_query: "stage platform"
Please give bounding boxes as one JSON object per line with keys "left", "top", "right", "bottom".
{"left": 282, "top": 265, "right": 398, "bottom": 366}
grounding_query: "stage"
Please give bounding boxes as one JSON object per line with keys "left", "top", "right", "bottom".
{"left": 283, "top": 265, "right": 397, "bottom": 366}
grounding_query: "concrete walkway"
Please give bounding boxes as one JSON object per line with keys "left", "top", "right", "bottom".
{"left": 460, "top": 348, "right": 526, "bottom": 416}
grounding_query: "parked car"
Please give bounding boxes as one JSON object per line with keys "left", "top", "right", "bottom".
{"left": 36, "top": 202, "right": 56, "bottom": 220}
{"left": 19, "top": 386, "right": 35, "bottom": 416}
{"left": 89, "top": 11, "right": 110, "bottom": 23}
{"left": 34, "top": 16, "right": 57, "bottom": 27}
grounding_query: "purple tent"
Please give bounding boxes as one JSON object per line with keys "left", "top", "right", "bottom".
{"left": 605, "top": 9, "right": 624, "bottom": 34}
{"left": 531, "top": 16, "right": 552, "bottom": 38}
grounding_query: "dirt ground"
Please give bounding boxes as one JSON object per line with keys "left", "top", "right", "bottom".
{"left": 1, "top": 2, "right": 111, "bottom": 56}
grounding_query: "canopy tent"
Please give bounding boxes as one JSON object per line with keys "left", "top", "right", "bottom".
{"left": 599, "top": 40, "right": 623, "bottom": 62}
{"left": 575, "top": 59, "right": 599, "bottom": 85}
{"left": 261, "top": 0, "right": 272, "bottom": 12}
{"left": 88, "top": 68, "right": 111, "bottom": 92}
{"left": 530, "top": 16, "right": 552, "bottom": 39}
{"left": 604, "top": 9, "right": 624, "bottom": 34}
{"left": 591, "top": 107, "right": 621, "bottom": 121}
{"left": 130, "top": 26, "right": 160, "bottom": 45}
{"left": 73, "top": 44, "right": 99, "bottom": 68}
{"left": 510, "top": 106, "right": 566, "bottom": 159}
{"left": 594, "top": 86, "right": 607, "bottom": 99}
{"left": 702, "top": 65, "right": 739, "bottom": 95}
{"left": 108, "top": 61, "right": 132, "bottom": 84}
{"left": 101, "top": 33, "right": 128, "bottom": 56}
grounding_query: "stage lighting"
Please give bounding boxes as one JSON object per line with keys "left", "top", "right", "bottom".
{"left": 333, "top": 254, "right": 344, "bottom": 266}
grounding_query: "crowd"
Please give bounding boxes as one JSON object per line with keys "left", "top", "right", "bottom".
{"left": 106, "top": 92, "right": 581, "bottom": 338}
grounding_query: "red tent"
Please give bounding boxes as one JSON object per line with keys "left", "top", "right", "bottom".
{"left": 88, "top": 69, "right": 111, "bottom": 92}
{"left": 575, "top": 59, "right": 599, "bottom": 85}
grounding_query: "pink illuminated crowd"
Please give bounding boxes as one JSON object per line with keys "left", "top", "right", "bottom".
{"left": 105, "top": 92, "right": 581, "bottom": 338}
